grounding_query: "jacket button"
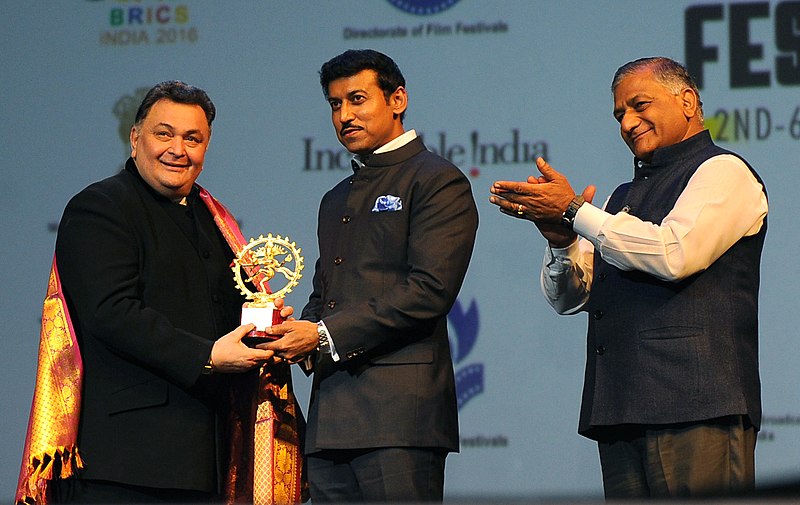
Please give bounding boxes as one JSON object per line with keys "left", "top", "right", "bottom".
{"left": 593, "top": 310, "right": 603, "bottom": 320}
{"left": 596, "top": 345, "right": 606, "bottom": 355}
{"left": 597, "top": 272, "right": 606, "bottom": 281}
{"left": 342, "top": 215, "right": 351, "bottom": 223}
{"left": 347, "top": 347, "right": 365, "bottom": 359}
{"left": 334, "top": 257, "right": 343, "bottom": 265}
{"left": 327, "top": 300, "right": 336, "bottom": 309}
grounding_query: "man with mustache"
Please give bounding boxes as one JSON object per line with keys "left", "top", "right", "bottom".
{"left": 264, "top": 49, "right": 478, "bottom": 502}
{"left": 490, "top": 57, "right": 767, "bottom": 498}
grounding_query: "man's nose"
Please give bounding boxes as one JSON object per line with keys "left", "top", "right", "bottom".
{"left": 168, "top": 136, "right": 186, "bottom": 156}
{"left": 620, "top": 112, "right": 641, "bottom": 135}
{"left": 338, "top": 102, "right": 355, "bottom": 122}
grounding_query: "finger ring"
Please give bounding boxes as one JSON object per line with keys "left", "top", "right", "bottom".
{"left": 516, "top": 204, "right": 524, "bottom": 215}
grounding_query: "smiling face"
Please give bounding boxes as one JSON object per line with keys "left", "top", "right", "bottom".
{"left": 612, "top": 68, "right": 703, "bottom": 162}
{"left": 129, "top": 99, "right": 210, "bottom": 200}
{"left": 326, "top": 69, "right": 407, "bottom": 156}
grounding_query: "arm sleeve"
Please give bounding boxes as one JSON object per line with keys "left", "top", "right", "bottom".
{"left": 322, "top": 169, "right": 479, "bottom": 357}
{"left": 572, "top": 154, "right": 767, "bottom": 282}
{"left": 55, "top": 187, "right": 214, "bottom": 388}
{"left": 540, "top": 237, "right": 595, "bottom": 314}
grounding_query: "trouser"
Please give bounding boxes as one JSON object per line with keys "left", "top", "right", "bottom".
{"left": 307, "top": 447, "right": 448, "bottom": 503}
{"left": 597, "top": 415, "right": 756, "bottom": 499}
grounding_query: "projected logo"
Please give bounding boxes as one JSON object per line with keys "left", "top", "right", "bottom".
{"left": 448, "top": 298, "right": 483, "bottom": 410}
{"left": 387, "top": 0, "right": 461, "bottom": 15}
{"left": 92, "top": 0, "right": 198, "bottom": 47}
{"left": 113, "top": 87, "right": 150, "bottom": 159}
{"left": 303, "top": 129, "right": 549, "bottom": 176}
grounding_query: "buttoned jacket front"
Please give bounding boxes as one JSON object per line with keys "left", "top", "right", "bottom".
{"left": 55, "top": 160, "right": 246, "bottom": 491}
{"left": 301, "top": 137, "right": 478, "bottom": 453}
{"left": 580, "top": 132, "right": 766, "bottom": 438}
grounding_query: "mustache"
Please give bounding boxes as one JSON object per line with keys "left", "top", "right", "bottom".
{"left": 340, "top": 122, "right": 361, "bottom": 136}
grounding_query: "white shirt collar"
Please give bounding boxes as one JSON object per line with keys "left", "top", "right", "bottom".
{"left": 353, "top": 129, "right": 418, "bottom": 167}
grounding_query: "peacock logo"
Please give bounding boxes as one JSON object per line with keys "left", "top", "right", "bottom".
{"left": 448, "top": 298, "right": 483, "bottom": 410}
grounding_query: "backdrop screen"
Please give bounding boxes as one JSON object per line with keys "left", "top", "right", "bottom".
{"left": 2, "top": 0, "right": 798, "bottom": 500}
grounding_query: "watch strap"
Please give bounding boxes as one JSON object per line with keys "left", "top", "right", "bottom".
{"left": 561, "top": 195, "right": 585, "bottom": 230}
{"left": 316, "top": 321, "right": 331, "bottom": 354}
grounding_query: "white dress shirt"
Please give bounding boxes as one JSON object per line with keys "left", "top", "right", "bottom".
{"left": 541, "top": 154, "right": 768, "bottom": 314}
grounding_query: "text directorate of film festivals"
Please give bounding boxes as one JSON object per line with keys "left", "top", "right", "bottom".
{"left": 343, "top": 20, "right": 508, "bottom": 40}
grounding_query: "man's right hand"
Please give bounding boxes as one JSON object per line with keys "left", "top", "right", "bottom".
{"left": 209, "top": 324, "right": 276, "bottom": 373}
{"left": 535, "top": 222, "right": 580, "bottom": 249}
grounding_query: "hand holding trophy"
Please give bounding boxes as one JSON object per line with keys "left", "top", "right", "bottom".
{"left": 231, "top": 233, "right": 304, "bottom": 345}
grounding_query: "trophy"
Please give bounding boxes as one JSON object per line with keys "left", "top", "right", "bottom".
{"left": 232, "top": 233, "right": 304, "bottom": 342}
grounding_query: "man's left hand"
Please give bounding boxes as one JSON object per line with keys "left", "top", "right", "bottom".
{"left": 272, "top": 297, "right": 295, "bottom": 321}
{"left": 258, "top": 320, "right": 319, "bottom": 363}
{"left": 490, "top": 157, "right": 582, "bottom": 223}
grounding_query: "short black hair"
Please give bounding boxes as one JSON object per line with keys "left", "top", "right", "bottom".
{"left": 319, "top": 49, "right": 406, "bottom": 121}
{"left": 134, "top": 80, "right": 216, "bottom": 128}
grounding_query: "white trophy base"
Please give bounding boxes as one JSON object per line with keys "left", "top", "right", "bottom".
{"left": 241, "top": 302, "right": 280, "bottom": 338}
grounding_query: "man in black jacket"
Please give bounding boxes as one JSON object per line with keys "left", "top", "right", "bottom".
{"left": 48, "top": 81, "right": 280, "bottom": 502}
{"left": 265, "top": 49, "right": 478, "bottom": 502}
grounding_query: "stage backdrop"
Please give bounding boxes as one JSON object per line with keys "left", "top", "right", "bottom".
{"left": 2, "top": 0, "right": 798, "bottom": 501}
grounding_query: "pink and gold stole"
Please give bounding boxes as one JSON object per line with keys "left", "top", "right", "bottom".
{"left": 199, "top": 188, "right": 305, "bottom": 505}
{"left": 15, "top": 258, "right": 84, "bottom": 505}
{"left": 15, "top": 188, "right": 304, "bottom": 505}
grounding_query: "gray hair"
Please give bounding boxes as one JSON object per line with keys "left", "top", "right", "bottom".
{"left": 612, "top": 57, "right": 704, "bottom": 121}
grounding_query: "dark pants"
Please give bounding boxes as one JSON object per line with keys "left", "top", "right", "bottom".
{"left": 307, "top": 447, "right": 448, "bottom": 503}
{"left": 597, "top": 415, "right": 756, "bottom": 499}
{"left": 51, "top": 478, "right": 217, "bottom": 503}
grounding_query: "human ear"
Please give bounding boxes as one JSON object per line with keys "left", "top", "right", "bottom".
{"left": 680, "top": 88, "right": 700, "bottom": 119}
{"left": 129, "top": 126, "right": 140, "bottom": 157}
{"left": 391, "top": 86, "right": 408, "bottom": 116}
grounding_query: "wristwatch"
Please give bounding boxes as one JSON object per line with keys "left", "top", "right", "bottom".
{"left": 316, "top": 321, "right": 331, "bottom": 354}
{"left": 561, "top": 195, "right": 585, "bottom": 230}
